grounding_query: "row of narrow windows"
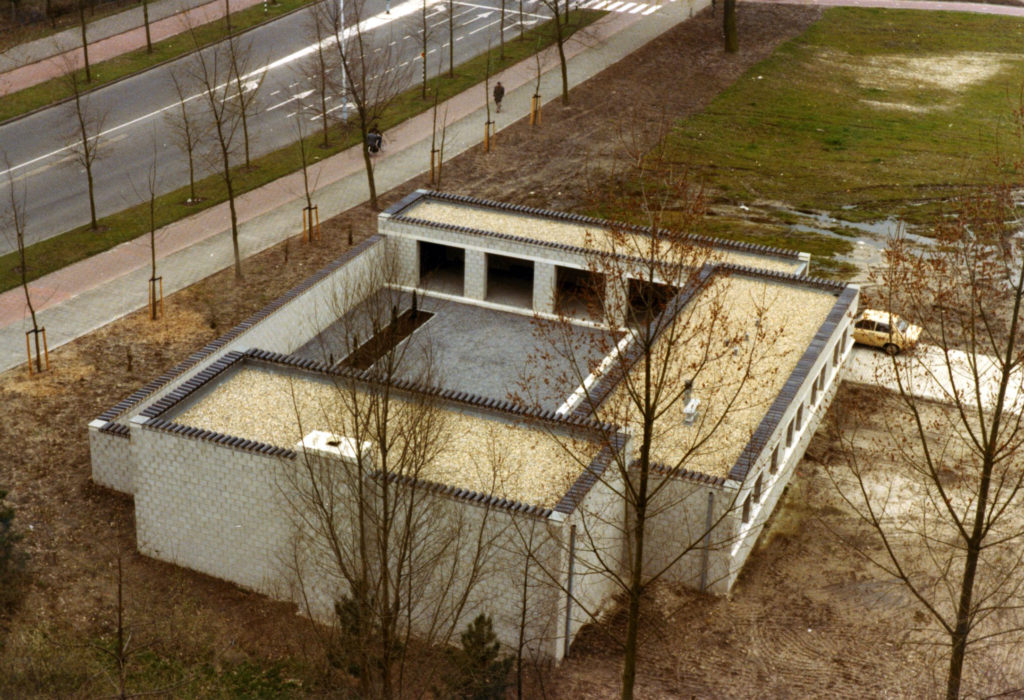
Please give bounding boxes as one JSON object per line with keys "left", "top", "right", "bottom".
{"left": 742, "top": 328, "right": 849, "bottom": 523}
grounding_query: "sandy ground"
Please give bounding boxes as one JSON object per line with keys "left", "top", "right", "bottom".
{"left": 3, "top": 4, "right": 1019, "bottom": 697}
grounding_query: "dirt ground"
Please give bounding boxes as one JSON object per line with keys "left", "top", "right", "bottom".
{"left": 1, "top": 4, "right": 1012, "bottom": 697}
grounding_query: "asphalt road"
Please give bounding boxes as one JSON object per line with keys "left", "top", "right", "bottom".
{"left": 0, "top": 0, "right": 551, "bottom": 255}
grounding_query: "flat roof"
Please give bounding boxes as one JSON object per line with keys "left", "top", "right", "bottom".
{"left": 395, "top": 196, "right": 806, "bottom": 275}
{"left": 600, "top": 274, "right": 839, "bottom": 479}
{"left": 170, "top": 364, "right": 599, "bottom": 509}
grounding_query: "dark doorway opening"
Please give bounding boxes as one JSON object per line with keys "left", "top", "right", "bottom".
{"left": 419, "top": 241, "right": 464, "bottom": 295}
{"left": 628, "top": 278, "right": 675, "bottom": 325}
{"left": 486, "top": 254, "right": 534, "bottom": 308}
{"left": 557, "top": 267, "right": 604, "bottom": 319}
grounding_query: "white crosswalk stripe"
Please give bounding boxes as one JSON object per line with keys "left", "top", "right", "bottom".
{"left": 578, "top": 0, "right": 663, "bottom": 13}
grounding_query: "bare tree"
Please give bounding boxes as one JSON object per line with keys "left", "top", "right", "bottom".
{"left": 830, "top": 180, "right": 1024, "bottom": 699}
{"left": 417, "top": 0, "right": 435, "bottom": 99}
{"left": 187, "top": 33, "right": 247, "bottom": 280}
{"left": 76, "top": 0, "right": 91, "bottom": 82}
{"left": 282, "top": 266, "right": 501, "bottom": 698}
{"left": 320, "top": 0, "right": 410, "bottom": 210}
{"left": 140, "top": 146, "right": 162, "bottom": 320}
{"left": 166, "top": 72, "right": 205, "bottom": 205}
{"left": 292, "top": 97, "right": 322, "bottom": 242}
{"left": 518, "top": 157, "right": 794, "bottom": 699}
{"left": 499, "top": 0, "right": 506, "bottom": 60}
{"left": 535, "top": 0, "right": 569, "bottom": 104}
{"left": 226, "top": 34, "right": 265, "bottom": 169}
{"left": 305, "top": 8, "right": 334, "bottom": 148}
{"left": 142, "top": 0, "right": 153, "bottom": 53}
{"left": 3, "top": 154, "right": 46, "bottom": 374}
{"left": 64, "top": 64, "right": 104, "bottom": 231}
{"left": 447, "top": 0, "right": 455, "bottom": 78}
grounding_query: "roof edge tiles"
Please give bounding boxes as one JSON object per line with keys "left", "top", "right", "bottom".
{"left": 241, "top": 348, "right": 623, "bottom": 438}
{"left": 552, "top": 436, "right": 627, "bottom": 516}
{"left": 143, "top": 417, "right": 298, "bottom": 459}
{"left": 93, "top": 235, "right": 383, "bottom": 425}
{"left": 373, "top": 469, "right": 556, "bottom": 520}
{"left": 383, "top": 189, "right": 804, "bottom": 263}
{"left": 644, "top": 461, "right": 729, "bottom": 488}
{"left": 726, "top": 285, "right": 858, "bottom": 483}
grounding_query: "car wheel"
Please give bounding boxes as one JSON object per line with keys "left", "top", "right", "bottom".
{"left": 884, "top": 343, "right": 900, "bottom": 356}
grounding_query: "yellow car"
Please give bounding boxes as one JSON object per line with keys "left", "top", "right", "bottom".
{"left": 852, "top": 309, "right": 922, "bottom": 355}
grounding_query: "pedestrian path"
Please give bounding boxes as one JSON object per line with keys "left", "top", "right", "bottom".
{"left": 0, "top": 0, "right": 712, "bottom": 373}
{"left": 0, "top": 0, "right": 264, "bottom": 97}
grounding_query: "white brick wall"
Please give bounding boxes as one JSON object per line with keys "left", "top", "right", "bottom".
{"left": 388, "top": 236, "right": 419, "bottom": 288}
{"left": 465, "top": 249, "right": 487, "bottom": 301}
{"left": 533, "top": 262, "right": 556, "bottom": 315}
{"left": 132, "top": 422, "right": 294, "bottom": 596}
{"left": 130, "top": 423, "right": 596, "bottom": 659}
{"left": 88, "top": 423, "right": 134, "bottom": 493}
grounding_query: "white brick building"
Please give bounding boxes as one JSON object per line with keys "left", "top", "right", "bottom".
{"left": 89, "top": 191, "right": 858, "bottom": 659}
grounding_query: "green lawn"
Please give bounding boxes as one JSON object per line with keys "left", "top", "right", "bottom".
{"left": 663, "top": 8, "right": 1024, "bottom": 225}
{"left": 0, "top": 10, "right": 604, "bottom": 294}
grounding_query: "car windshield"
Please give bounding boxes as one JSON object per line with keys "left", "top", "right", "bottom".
{"left": 897, "top": 319, "right": 909, "bottom": 333}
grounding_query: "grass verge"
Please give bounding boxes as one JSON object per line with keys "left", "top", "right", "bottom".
{"left": 0, "top": 0, "right": 316, "bottom": 124}
{"left": 660, "top": 7, "right": 1024, "bottom": 226}
{"left": 0, "top": 10, "right": 603, "bottom": 294}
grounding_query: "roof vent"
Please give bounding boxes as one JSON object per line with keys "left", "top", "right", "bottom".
{"left": 296, "top": 430, "right": 372, "bottom": 465}
{"left": 683, "top": 398, "right": 700, "bottom": 426}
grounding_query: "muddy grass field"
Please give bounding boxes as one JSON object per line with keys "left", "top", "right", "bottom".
{"left": 1, "top": 4, "right": 1021, "bottom": 697}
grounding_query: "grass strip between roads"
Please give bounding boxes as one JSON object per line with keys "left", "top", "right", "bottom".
{"left": 0, "top": 0, "right": 317, "bottom": 124}
{"left": 0, "top": 10, "right": 603, "bottom": 295}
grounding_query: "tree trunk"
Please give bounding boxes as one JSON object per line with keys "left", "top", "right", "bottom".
{"left": 142, "top": 0, "right": 152, "bottom": 53}
{"left": 723, "top": 0, "right": 737, "bottom": 53}
{"left": 447, "top": 0, "right": 454, "bottom": 77}
{"left": 78, "top": 0, "right": 91, "bottom": 82}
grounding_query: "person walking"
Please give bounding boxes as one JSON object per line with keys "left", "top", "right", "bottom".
{"left": 493, "top": 81, "right": 505, "bottom": 113}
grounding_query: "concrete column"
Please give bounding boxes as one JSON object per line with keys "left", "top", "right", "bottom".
{"left": 604, "top": 277, "right": 628, "bottom": 327}
{"left": 465, "top": 249, "right": 487, "bottom": 300}
{"left": 533, "top": 262, "right": 556, "bottom": 315}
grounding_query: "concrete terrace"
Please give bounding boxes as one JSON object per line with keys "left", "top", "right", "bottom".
{"left": 291, "top": 290, "right": 614, "bottom": 411}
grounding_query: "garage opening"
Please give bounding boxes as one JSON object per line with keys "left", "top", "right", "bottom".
{"left": 628, "top": 279, "right": 675, "bottom": 325}
{"left": 419, "top": 242, "right": 464, "bottom": 295}
{"left": 486, "top": 254, "right": 533, "bottom": 308}
{"left": 557, "top": 267, "right": 604, "bottom": 319}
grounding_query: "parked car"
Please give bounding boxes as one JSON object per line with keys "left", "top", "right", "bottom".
{"left": 852, "top": 309, "right": 922, "bottom": 355}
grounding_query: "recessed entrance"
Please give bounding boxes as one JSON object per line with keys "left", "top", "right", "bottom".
{"left": 419, "top": 242, "right": 464, "bottom": 295}
{"left": 557, "top": 267, "right": 604, "bottom": 319}
{"left": 486, "top": 254, "right": 533, "bottom": 308}
{"left": 628, "top": 278, "right": 675, "bottom": 325}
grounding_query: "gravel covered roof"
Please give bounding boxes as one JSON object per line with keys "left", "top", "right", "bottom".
{"left": 602, "top": 275, "right": 837, "bottom": 479}
{"left": 171, "top": 366, "right": 598, "bottom": 508}
{"left": 401, "top": 199, "right": 805, "bottom": 274}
